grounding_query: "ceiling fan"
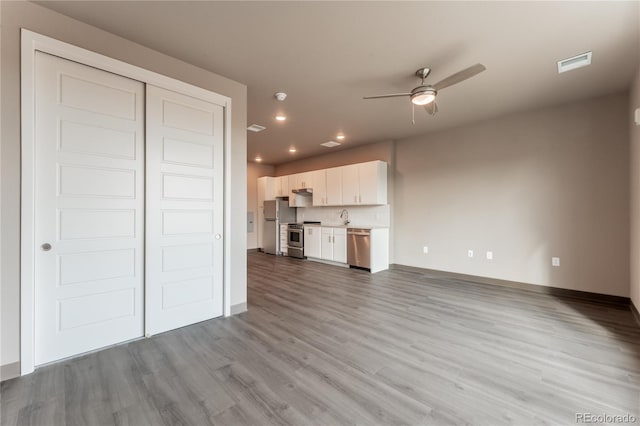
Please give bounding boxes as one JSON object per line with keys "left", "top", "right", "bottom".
{"left": 363, "top": 63, "right": 486, "bottom": 123}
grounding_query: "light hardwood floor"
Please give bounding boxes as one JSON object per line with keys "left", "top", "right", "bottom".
{"left": 2, "top": 252, "right": 639, "bottom": 425}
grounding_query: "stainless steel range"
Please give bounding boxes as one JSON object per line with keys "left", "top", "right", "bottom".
{"left": 287, "top": 221, "right": 321, "bottom": 259}
{"left": 287, "top": 223, "right": 304, "bottom": 258}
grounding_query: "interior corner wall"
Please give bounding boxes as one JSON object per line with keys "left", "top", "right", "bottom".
{"left": 630, "top": 66, "right": 640, "bottom": 308}
{"left": 247, "top": 162, "right": 276, "bottom": 250}
{"left": 0, "top": 0, "right": 247, "bottom": 368}
{"left": 393, "top": 92, "right": 630, "bottom": 297}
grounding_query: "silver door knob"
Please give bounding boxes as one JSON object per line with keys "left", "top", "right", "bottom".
{"left": 41, "top": 243, "right": 52, "bottom": 251}
{"left": 215, "top": 234, "right": 222, "bottom": 240}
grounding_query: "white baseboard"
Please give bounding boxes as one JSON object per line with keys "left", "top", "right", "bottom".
{"left": 230, "top": 302, "right": 247, "bottom": 315}
{"left": 1, "top": 361, "right": 21, "bottom": 382}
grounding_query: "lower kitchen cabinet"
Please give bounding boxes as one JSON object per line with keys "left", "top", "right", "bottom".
{"left": 320, "top": 227, "right": 347, "bottom": 263}
{"left": 304, "top": 225, "right": 322, "bottom": 258}
{"left": 280, "top": 224, "right": 289, "bottom": 255}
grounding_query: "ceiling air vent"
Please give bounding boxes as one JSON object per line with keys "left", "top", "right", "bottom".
{"left": 557, "top": 52, "right": 592, "bottom": 74}
{"left": 247, "top": 124, "right": 266, "bottom": 132}
{"left": 321, "top": 141, "right": 341, "bottom": 148}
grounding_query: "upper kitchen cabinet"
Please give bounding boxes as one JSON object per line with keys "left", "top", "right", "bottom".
{"left": 275, "top": 175, "right": 289, "bottom": 198}
{"left": 311, "top": 170, "right": 327, "bottom": 206}
{"left": 341, "top": 161, "right": 387, "bottom": 205}
{"left": 257, "top": 176, "right": 276, "bottom": 204}
{"left": 325, "top": 167, "right": 343, "bottom": 206}
{"left": 313, "top": 167, "right": 342, "bottom": 206}
{"left": 290, "top": 172, "right": 313, "bottom": 189}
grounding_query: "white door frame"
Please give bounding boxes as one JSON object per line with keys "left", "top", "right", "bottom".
{"left": 20, "top": 29, "right": 233, "bottom": 375}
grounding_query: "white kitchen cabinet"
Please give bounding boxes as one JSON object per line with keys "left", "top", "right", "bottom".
{"left": 312, "top": 170, "right": 326, "bottom": 206}
{"left": 257, "top": 176, "right": 276, "bottom": 203}
{"left": 304, "top": 225, "right": 322, "bottom": 258}
{"left": 320, "top": 227, "right": 347, "bottom": 263}
{"left": 280, "top": 224, "right": 289, "bottom": 256}
{"left": 341, "top": 164, "right": 359, "bottom": 205}
{"left": 276, "top": 175, "right": 289, "bottom": 198}
{"left": 291, "top": 172, "right": 312, "bottom": 189}
{"left": 332, "top": 228, "right": 347, "bottom": 263}
{"left": 359, "top": 161, "right": 387, "bottom": 204}
{"left": 369, "top": 228, "right": 390, "bottom": 273}
{"left": 325, "top": 167, "right": 343, "bottom": 206}
{"left": 341, "top": 161, "right": 387, "bottom": 205}
{"left": 321, "top": 228, "right": 333, "bottom": 261}
{"left": 258, "top": 160, "right": 386, "bottom": 208}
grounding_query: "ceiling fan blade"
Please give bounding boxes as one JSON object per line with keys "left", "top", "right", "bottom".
{"left": 433, "top": 64, "right": 486, "bottom": 91}
{"left": 363, "top": 93, "right": 411, "bottom": 100}
{"left": 423, "top": 102, "right": 438, "bottom": 116}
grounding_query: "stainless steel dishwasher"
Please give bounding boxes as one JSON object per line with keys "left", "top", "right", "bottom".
{"left": 347, "top": 228, "right": 371, "bottom": 269}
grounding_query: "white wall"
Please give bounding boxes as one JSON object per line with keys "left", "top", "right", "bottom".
{"left": 1, "top": 1, "right": 247, "bottom": 368}
{"left": 630, "top": 66, "right": 640, "bottom": 308}
{"left": 394, "top": 92, "right": 630, "bottom": 297}
{"left": 247, "top": 162, "right": 275, "bottom": 250}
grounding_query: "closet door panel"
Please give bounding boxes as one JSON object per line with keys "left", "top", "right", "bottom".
{"left": 146, "top": 85, "right": 224, "bottom": 335}
{"left": 34, "top": 52, "right": 145, "bottom": 365}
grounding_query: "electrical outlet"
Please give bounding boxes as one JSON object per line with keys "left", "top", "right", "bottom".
{"left": 423, "top": 246, "right": 429, "bottom": 254}
{"left": 468, "top": 250, "right": 474, "bottom": 258}
{"left": 486, "top": 251, "right": 493, "bottom": 260}
{"left": 552, "top": 257, "right": 560, "bottom": 267}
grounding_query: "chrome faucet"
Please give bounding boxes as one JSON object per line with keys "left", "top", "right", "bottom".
{"left": 339, "top": 209, "right": 350, "bottom": 225}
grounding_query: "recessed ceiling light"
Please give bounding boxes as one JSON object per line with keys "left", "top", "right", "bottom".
{"left": 255, "top": 157, "right": 263, "bottom": 162}
{"left": 336, "top": 134, "right": 345, "bottom": 140}
{"left": 557, "top": 51, "right": 592, "bottom": 74}
{"left": 247, "top": 124, "right": 266, "bottom": 132}
{"left": 275, "top": 115, "right": 287, "bottom": 121}
{"left": 289, "top": 147, "right": 297, "bottom": 153}
{"left": 321, "top": 141, "right": 341, "bottom": 148}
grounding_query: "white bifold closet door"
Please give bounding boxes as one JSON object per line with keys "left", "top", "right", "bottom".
{"left": 34, "top": 52, "right": 145, "bottom": 365}
{"left": 145, "top": 85, "right": 224, "bottom": 335}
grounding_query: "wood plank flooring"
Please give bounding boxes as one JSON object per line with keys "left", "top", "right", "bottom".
{"left": 2, "top": 252, "right": 639, "bottom": 425}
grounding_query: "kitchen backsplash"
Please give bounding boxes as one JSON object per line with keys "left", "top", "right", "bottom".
{"left": 296, "top": 204, "right": 390, "bottom": 227}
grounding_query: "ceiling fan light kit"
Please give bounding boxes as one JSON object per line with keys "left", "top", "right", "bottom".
{"left": 410, "top": 88, "right": 437, "bottom": 105}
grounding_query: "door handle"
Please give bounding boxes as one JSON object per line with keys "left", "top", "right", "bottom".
{"left": 215, "top": 234, "right": 222, "bottom": 240}
{"left": 41, "top": 243, "right": 52, "bottom": 251}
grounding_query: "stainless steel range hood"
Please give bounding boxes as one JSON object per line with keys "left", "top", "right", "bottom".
{"left": 292, "top": 188, "right": 313, "bottom": 196}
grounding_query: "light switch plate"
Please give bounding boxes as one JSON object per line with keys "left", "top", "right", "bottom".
{"left": 552, "top": 257, "right": 561, "bottom": 267}
{"left": 635, "top": 108, "right": 640, "bottom": 126}
{"left": 486, "top": 251, "right": 493, "bottom": 260}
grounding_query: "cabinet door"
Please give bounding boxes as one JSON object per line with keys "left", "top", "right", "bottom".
{"left": 289, "top": 173, "right": 300, "bottom": 190}
{"left": 341, "top": 164, "right": 360, "bottom": 205}
{"left": 299, "top": 171, "right": 312, "bottom": 188}
{"left": 304, "top": 226, "right": 322, "bottom": 258}
{"left": 277, "top": 175, "right": 290, "bottom": 197}
{"left": 312, "top": 170, "right": 326, "bottom": 206}
{"left": 321, "top": 228, "right": 333, "bottom": 260}
{"left": 333, "top": 228, "right": 347, "bottom": 263}
{"left": 359, "top": 161, "right": 386, "bottom": 205}
{"left": 325, "top": 167, "right": 343, "bottom": 206}
{"left": 264, "top": 176, "right": 276, "bottom": 201}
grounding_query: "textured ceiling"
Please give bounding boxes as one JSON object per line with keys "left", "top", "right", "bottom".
{"left": 36, "top": 1, "right": 640, "bottom": 165}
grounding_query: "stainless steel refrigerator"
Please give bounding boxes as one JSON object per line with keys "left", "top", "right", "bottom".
{"left": 263, "top": 199, "right": 296, "bottom": 255}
